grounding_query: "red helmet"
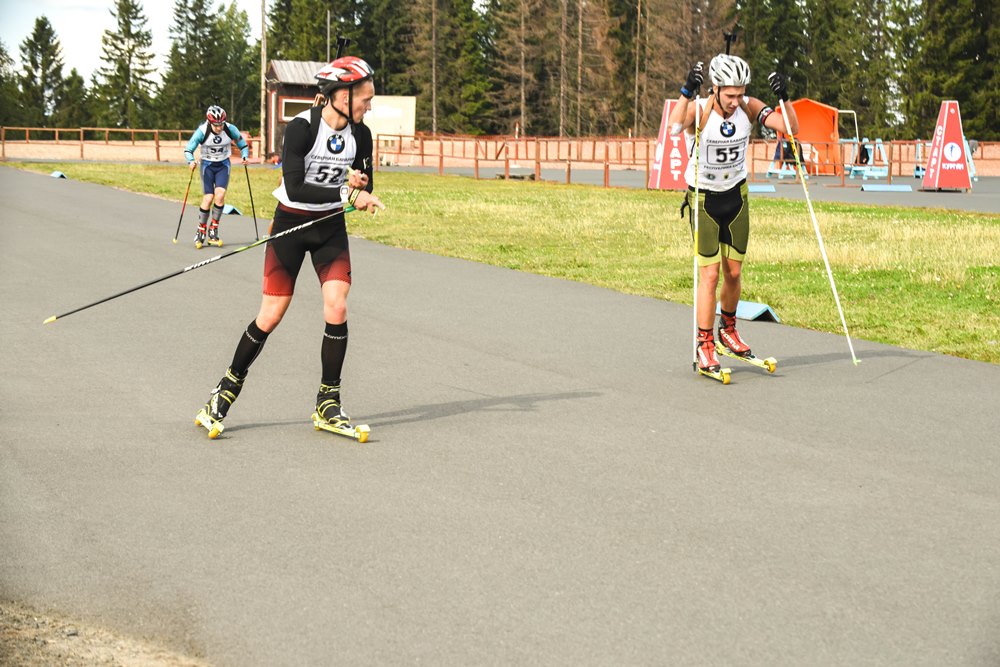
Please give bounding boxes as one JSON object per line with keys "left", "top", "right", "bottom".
{"left": 315, "top": 56, "right": 374, "bottom": 94}
{"left": 206, "top": 105, "right": 226, "bottom": 123}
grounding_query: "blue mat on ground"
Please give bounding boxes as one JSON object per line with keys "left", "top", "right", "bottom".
{"left": 748, "top": 184, "right": 776, "bottom": 193}
{"left": 861, "top": 184, "right": 913, "bottom": 192}
{"left": 715, "top": 300, "right": 780, "bottom": 322}
{"left": 223, "top": 204, "right": 242, "bottom": 215}
{"left": 50, "top": 171, "right": 67, "bottom": 179}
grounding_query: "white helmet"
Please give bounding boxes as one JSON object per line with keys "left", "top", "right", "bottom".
{"left": 709, "top": 54, "right": 751, "bottom": 88}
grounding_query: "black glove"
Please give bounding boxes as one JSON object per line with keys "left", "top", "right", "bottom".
{"left": 768, "top": 72, "right": 788, "bottom": 102}
{"left": 681, "top": 62, "right": 704, "bottom": 100}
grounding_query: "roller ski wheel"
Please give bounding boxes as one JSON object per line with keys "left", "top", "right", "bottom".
{"left": 207, "top": 238, "right": 223, "bottom": 247}
{"left": 715, "top": 342, "right": 777, "bottom": 373}
{"left": 195, "top": 408, "right": 225, "bottom": 439}
{"left": 311, "top": 412, "right": 370, "bottom": 443}
{"left": 694, "top": 362, "right": 731, "bottom": 384}
{"left": 194, "top": 229, "right": 206, "bottom": 249}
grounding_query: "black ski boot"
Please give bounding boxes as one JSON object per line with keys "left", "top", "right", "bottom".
{"left": 195, "top": 368, "right": 245, "bottom": 438}
{"left": 314, "top": 382, "right": 349, "bottom": 427}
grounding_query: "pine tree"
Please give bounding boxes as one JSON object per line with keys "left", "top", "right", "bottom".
{"left": 440, "top": 0, "right": 494, "bottom": 133}
{"left": 91, "top": 0, "right": 157, "bottom": 128}
{"left": 52, "top": 68, "right": 94, "bottom": 128}
{"left": 356, "top": 0, "right": 418, "bottom": 96}
{"left": 18, "top": 16, "right": 64, "bottom": 127}
{"left": 487, "top": 0, "right": 545, "bottom": 135}
{"left": 215, "top": 2, "right": 259, "bottom": 131}
{"left": 888, "top": 0, "right": 923, "bottom": 138}
{"left": 265, "top": 0, "right": 295, "bottom": 60}
{"left": 0, "top": 40, "right": 23, "bottom": 126}
{"left": 967, "top": 0, "right": 997, "bottom": 140}
{"left": 158, "top": 0, "right": 225, "bottom": 129}
{"left": 907, "top": 0, "right": 981, "bottom": 139}
{"left": 268, "top": 0, "right": 362, "bottom": 62}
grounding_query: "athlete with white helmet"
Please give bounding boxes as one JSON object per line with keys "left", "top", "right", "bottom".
{"left": 195, "top": 55, "right": 384, "bottom": 440}
{"left": 668, "top": 53, "right": 799, "bottom": 375}
{"left": 184, "top": 105, "right": 250, "bottom": 248}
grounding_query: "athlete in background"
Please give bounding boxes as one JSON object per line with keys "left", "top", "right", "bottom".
{"left": 184, "top": 105, "right": 250, "bottom": 248}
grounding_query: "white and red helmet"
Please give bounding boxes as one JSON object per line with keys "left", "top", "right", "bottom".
{"left": 206, "top": 105, "right": 227, "bottom": 123}
{"left": 315, "top": 56, "right": 374, "bottom": 95}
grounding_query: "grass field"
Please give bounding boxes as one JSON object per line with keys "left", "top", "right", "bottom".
{"left": 7, "top": 161, "right": 999, "bottom": 364}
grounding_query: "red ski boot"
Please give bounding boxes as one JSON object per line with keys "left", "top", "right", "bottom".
{"left": 717, "top": 313, "right": 752, "bottom": 357}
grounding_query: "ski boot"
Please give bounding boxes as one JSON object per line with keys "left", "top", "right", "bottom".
{"left": 717, "top": 313, "right": 752, "bottom": 357}
{"left": 716, "top": 314, "right": 777, "bottom": 373}
{"left": 195, "top": 368, "right": 245, "bottom": 438}
{"left": 207, "top": 224, "right": 223, "bottom": 247}
{"left": 695, "top": 329, "right": 731, "bottom": 384}
{"left": 194, "top": 224, "right": 207, "bottom": 250}
{"left": 311, "top": 382, "right": 370, "bottom": 443}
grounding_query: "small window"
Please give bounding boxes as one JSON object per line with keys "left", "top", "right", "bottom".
{"left": 281, "top": 99, "right": 313, "bottom": 121}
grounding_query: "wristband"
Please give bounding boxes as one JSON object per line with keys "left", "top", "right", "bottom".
{"left": 680, "top": 87, "right": 692, "bottom": 99}
{"left": 348, "top": 189, "right": 360, "bottom": 206}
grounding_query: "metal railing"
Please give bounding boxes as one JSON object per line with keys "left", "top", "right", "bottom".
{"left": 1, "top": 126, "right": 261, "bottom": 162}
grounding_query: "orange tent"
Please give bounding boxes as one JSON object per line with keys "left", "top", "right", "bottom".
{"left": 777, "top": 98, "right": 841, "bottom": 175}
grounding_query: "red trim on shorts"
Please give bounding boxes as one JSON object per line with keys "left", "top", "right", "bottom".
{"left": 277, "top": 202, "right": 339, "bottom": 216}
{"left": 262, "top": 243, "right": 295, "bottom": 296}
{"left": 317, "top": 250, "right": 352, "bottom": 285}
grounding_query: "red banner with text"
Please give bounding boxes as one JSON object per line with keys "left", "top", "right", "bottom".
{"left": 921, "top": 100, "right": 972, "bottom": 191}
{"left": 648, "top": 99, "right": 688, "bottom": 191}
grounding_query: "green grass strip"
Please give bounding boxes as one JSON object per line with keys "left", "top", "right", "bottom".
{"left": 7, "top": 161, "right": 999, "bottom": 364}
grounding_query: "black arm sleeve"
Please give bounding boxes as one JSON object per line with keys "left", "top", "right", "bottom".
{"left": 280, "top": 116, "right": 343, "bottom": 205}
{"left": 351, "top": 123, "right": 375, "bottom": 193}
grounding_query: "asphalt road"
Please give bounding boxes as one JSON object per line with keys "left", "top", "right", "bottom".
{"left": 2, "top": 167, "right": 999, "bottom": 666}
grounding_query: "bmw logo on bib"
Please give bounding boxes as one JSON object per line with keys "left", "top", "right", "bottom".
{"left": 720, "top": 121, "right": 736, "bottom": 138}
{"left": 327, "top": 134, "right": 345, "bottom": 154}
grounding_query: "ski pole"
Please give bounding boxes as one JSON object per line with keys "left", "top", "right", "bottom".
{"left": 244, "top": 163, "right": 259, "bottom": 241}
{"left": 44, "top": 204, "right": 356, "bottom": 325}
{"left": 172, "top": 166, "right": 196, "bottom": 244}
{"left": 691, "top": 95, "right": 701, "bottom": 371}
{"left": 776, "top": 95, "right": 860, "bottom": 365}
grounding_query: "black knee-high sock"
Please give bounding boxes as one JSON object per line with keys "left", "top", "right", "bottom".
{"left": 321, "top": 321, "right": 348, "bottom": 385}
{"left": 230, "top": 320, "right": 269, "bottom": 377}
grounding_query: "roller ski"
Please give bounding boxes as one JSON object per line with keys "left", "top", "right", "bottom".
{"left": 716, "top": 316, "right": 776, "bottom": 373}
{"left": 206, "top": 224, "right": 223, "bottom": 247}
{"left": 194, "top": 368, "right": 244, "bottom": 439}
{"left": 695, "top": 330, "right": 731, "bottom": 384}
{"left": 715, "top": 342, "right": 777, "bottom": 373}
{"left": 311, "top": 382, "right": 370, "bottom": 443}
{"left": 194, "top": 224, "right": 207, "bottom": 250}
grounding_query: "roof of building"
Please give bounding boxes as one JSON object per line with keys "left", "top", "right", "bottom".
{"left": 269, "top": 60, "right": 330, "bottom": 85}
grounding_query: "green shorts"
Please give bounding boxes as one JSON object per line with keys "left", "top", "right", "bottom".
{"left": 684, "top": 179, "right": 749, "bottom": 266}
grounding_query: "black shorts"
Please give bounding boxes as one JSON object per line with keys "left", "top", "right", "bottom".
{"left": 262, "top": 204, "right": 351, "bottom": 296}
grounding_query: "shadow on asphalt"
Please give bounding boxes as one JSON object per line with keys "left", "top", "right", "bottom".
{"left": 219, "top": 391, "right": 603, "bottom": 436}
{"left": 364, "top": 390, "right": 603, "bottom": 427}
{"left": 778, "top": 347, "right": 930, "bottom": 370}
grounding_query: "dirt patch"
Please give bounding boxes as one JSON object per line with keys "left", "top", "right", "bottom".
{"left": 0, "top": 601, "right": 213, "bottom": 667}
